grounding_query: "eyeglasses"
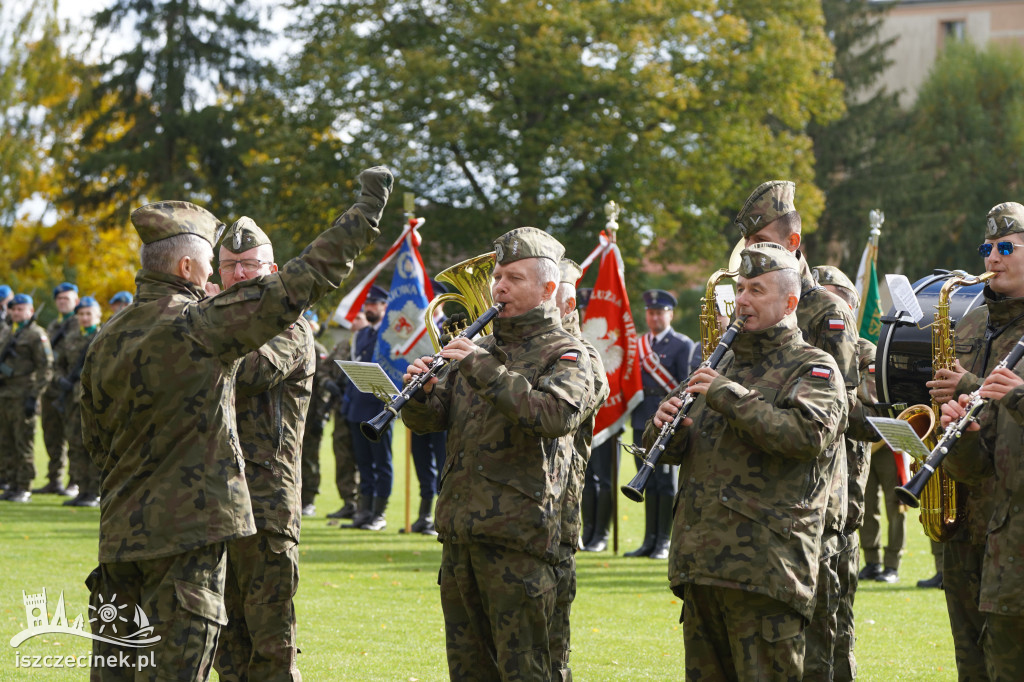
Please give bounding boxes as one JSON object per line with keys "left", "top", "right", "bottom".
{"left": 218, "top": 259, "right": 271, "bottom": 274}
{"left": 978, "top": 242, "right": 1020, "bottom": 258}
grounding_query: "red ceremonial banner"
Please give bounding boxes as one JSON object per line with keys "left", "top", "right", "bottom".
{"left": 581, "top": 242, "right": 643, "bottom": 447}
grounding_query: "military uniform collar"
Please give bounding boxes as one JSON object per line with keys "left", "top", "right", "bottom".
{"left": 561, "top": 309, "right": 581, "bottom": 338}
{"left": 982, "top": 286, "right": 1024, "bottom": 328}
{"left": 731, "top": 313, "right": 801, "bottom": 363}
{"left": 493, "top": 303, "right": 561, "bottom": 342}
{"left": 135, "top": 268, "right": 207, "bottom": 302}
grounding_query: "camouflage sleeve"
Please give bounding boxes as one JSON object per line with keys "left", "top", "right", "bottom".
{"left": 814, "top": 307, "right": 860, "bottom": 390}
{"left": 79, "top": 349, "right": 107, "bottom": 469}
{"left": 955, "top": 371, "right": 983, "bottom": 395}
{"left": 400, "top": 364, "right": 455, "bottom": 435}
{"left": 457, "top": 346, "right": 589, "bottom": 439}
{"left": 234, "top": 331, "right": 306, "bottom": 399}
{"left": 943, "top": 416, "right": 995, "bottom": 485}
{"left": 704, "top": 362, "right": 847, "bottom": 461}
{"left": 30, "top": 332, "right": 53, "bottom": 396}
{"left": 189, "top": 206, "right": 380, "bottom": 362}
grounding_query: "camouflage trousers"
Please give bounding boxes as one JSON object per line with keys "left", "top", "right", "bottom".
{"left": 682, "top": 583, "right": 807, "bottom": 682}
{"left": 982, "top": 612, "right": 1024, "bottom": 681}
{"left": 438, "top": 542, "right": 558, "bottom": 681}
{"left": 834, "top": 534, "right": 860, "bottom": 682}
{"left": 860, "top": 448, "right": 906, "bottom": 570}
{"left": 943, "top": 541, "right": 987, "bottom": 682}
{"left": 332, "top": 417, "right": 359, "bottom": 504}
{"left": 804, "top": 543, "right": 842, "bottom": 682}
{"left": 0, "top": 396, "right": 37, "bottom": 490}
{"left": 86, "top": 542, "right": 228, "bottom": 682}
{"left": 300, "top": 423, "right": 323, "bottom": 507}
{"left": 214, "top": 530, "right": 301, "bottom": 682}
{"left": 65, "top": 402, "right": 101, "bottom": 496}
{"left": 550, "top": 544, "right": 576, "bottom": 681}
{"left": 40, "top": 387, "right": 68, "bottom": 484}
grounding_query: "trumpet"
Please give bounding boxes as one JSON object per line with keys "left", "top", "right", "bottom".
{"left": 622, "top": 316, "right": 748, "bottom": 502}
{"left": 895, "top": 332, "right": 1024, "bottom": 507}
{"left": 359, "top": 302, "right": 506, "bottom": 442}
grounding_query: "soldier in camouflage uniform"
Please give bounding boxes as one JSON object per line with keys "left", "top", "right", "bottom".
{"left": 402, "top": 227, "right": 593, "bottom": 681}
{"left": 550, "top": 259, "right": 607, "bottom": 682}
{"left": 814, "top": 264, "right": 882, "bottom": 681}
{"left": 56, "top": 296, "right": 104, "bottom": 507}
{"left": 0, "top": 294, "right": 53, "bottom": 503}
{"left": 300, "top": 311, "right": 331, "bottom": 517}
{"left": 35, "top": 282, "right": 79, "bottom": 496}
{"left": 0, "top": 285, "right": 12, "bottom": 327}
{"left": 647, "top": 242, "right": 848, "bottom": 681}
{"left": 211, "top": 217, "right": 316, "bottom": 682}
{"left": 80, "top": 167, "right": 392, "bottom": 681}
{"left": 737, "top": 181, "right": 860, "bottom": 681}
{"left": 935, "top": 201, "right": 1024, "bottom": 682}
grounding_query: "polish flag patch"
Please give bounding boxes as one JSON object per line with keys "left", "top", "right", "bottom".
{"left": 560, "top": 350, "right": 580, "bottom": 362}
{"left": 868, "top": 363, "right": 875, "bottom": 374}
{"left": 828, "top": 319, "right": 845, "bottom": 331}
{"left": 811, "top": 367, "right": 832, "bottom": 380}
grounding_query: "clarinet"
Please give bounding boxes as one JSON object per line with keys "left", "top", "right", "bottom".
{"left": 621, "top": 316, "right": 748, "bottom": 502}
{"left": 895, "top": 332, "right": 1024, "bottom": 507}
{"left": 360, "top": 302, "right": 505, "bottom": 442}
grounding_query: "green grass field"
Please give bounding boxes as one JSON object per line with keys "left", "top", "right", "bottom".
{"left": 1, "top": 425, "right": 958, "bottom": 680}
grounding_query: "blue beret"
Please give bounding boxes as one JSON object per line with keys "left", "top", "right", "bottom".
{"left": 53, "top": 282, "right": 78, "bottom": 297}
{"left": 11, "top": 293, "right": 33, "bottom": 307}
{"left": 0, "top": 285, "right": 12, "bottom": 299}
{"left": 303, "top": 310, "right": 319, "bottom": 324}
{"left": 76, "top": 296, "right": 100, "bottom": 311}
{"left": 109, "top": 291, "right": 134, "bottom": 305}
{"left": 365, "top": 284, "right": 389, "bottom": 303}
{"left": 642, "top": 289, "right": 676, "bottom": 310}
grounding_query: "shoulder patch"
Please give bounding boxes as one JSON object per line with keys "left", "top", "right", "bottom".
{"left": 868, "top": 363, "right": 875, "bottom": 374}
{"left": 828, "top": 318, "right": 845, "bottom": 331}
{"left": 559, "top": 350, "right": 581, "bottom": 363}
{"left": 811, "top": 366, "right": 832, "bottom": 380}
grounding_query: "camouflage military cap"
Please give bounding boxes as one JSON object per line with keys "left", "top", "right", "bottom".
{"left": 222, "top": 216, "right": 272, "bottom": 254}
{"left": 130, "top": 200, "right": 225, "bottom": 246}
{"left": 735, "top": 181, "right": 797, "bottom": 239}
{"left": 559, "top": 258, "right": 582, "bottom": 285}
{"left": 493, "top": 227, "right": 564, "bottom": 264}
{"left": 812, "top": 265, "right": 859, "bottom": 306}
{"left": 985, "top": 202, "right": 1024, "bottom": 239}
{"left": 738, "top": 242, "right": 800, "bottom": 279}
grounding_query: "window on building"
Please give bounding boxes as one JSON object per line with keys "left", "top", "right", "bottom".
{"left": 941, "top": 20, "right": 966, "bottom": 42}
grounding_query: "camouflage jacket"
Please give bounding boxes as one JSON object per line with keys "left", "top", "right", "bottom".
{"left": 54, "top": 324, "right": 98, "bottom": 410}
{"left": 843, "top": 338, "right": 880, "bottom": 533}
{"left": 45, "top": 313, "right": 78, "bottom": 393}
{"left": 797, "top": 256, "right": 859, "bottom": 544}
{"left": 80, "top": 205, "right": 380, "bottom": 562}
{"left": 559, "top": 310, "right": 608, "bottom": 549}
{"left": 945, "top": 291, "right": 1024, "bottom": 551}
{"left": 401, "top": 303, "right": 593, "bottom": 564}
{"left": 0, "top": 320, "right": 53, "bottom": 398}
{"left": 234, "top": 317, "right": 316, "bottom": 543}
{"left": 645, "top": 314, "right": 848, "bottom": 619}
{"left": 945, "top": 290, "right": 1024, "bottom": 615}
{"left": 306, "top": 339, "right": 333, "bottom": 434}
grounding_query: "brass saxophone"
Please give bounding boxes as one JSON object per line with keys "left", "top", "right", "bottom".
{"left": 896, "top": 270, "right": 994, "bottom": 542}
{"left": 699, "top": 268, "right": 738, "bottom": 361}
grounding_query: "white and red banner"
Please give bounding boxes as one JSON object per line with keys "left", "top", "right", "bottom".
{"left": 580, "top": 239, "right": 643, "bottom": 447}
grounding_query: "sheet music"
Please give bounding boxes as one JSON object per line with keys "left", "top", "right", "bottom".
{"left": 868, "top": 416, "right": 932, "bottom": 463}
{"left": 885, "top": 274, "right": 924, "bottom": 324}
{"left": 335, "top": 361, "right": 400, "bottom": 400}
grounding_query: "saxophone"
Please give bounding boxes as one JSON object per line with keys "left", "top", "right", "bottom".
{"left": 699, "top": 268, "right": 739, "bottom": 361}
{"left": 896, "top": 270, "right": 994, "bottom": 542}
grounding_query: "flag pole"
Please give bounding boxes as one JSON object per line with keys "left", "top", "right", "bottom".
{"left": 403, "top": 192, "right": 416, "bottom": 535}
{"left": 857, "top": 209, "right": 883, "bottom": 331}
{"left": 604, "top": 201, "right": 622, "bottom": 556}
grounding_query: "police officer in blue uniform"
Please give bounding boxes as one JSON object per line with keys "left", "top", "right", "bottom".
{"left": 344, "top": 284, "right": 393, "bottom": 531}
{"left": 624, "top": 289, "right": 699, "bottom": 559}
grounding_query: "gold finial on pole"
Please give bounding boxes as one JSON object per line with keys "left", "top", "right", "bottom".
{"left": 604, "top": 200, "right": 620, "bottom": 244}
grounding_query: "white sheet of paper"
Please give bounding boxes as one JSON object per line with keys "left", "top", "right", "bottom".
{"left": 868, "top": 416, "right": 932, "bottom": 462}
{"left": 885, "top": 274, "right": 924, "bottom": 324}
{"left": 714, "top": 284, "right": 736, "bottom": 316}
{"left": 335, "top": 361, "right": 400, "bottom": 399}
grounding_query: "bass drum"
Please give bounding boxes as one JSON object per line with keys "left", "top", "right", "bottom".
{"left": 875, "top": 270, "right": 988, "bottom": 417}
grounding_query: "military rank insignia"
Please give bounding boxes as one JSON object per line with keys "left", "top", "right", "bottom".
{"left": 828, "top": 319, "right": 845, "bottom": 331}
{"left": 811, "top": 367, "right": 832, "bottom": 380}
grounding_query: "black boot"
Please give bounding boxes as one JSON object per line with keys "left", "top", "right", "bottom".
{"left": 583, "top": 488, "right": 612, "bottom": 552}
{"left": 327, "top": 499, "right": 358, "bottom": 519}
{"left": 408, "top": 496, "right": 436, "bottom": 535}
{"left": 580, "top": 484, "right": 597, "bottom": 549}
{"left": 624, "top": 493, "right": 657, "bottom": 557}
{"left": 342, "top": 496, "right": 373, "bottom": 528}
{"left": 362, "top": 497, "right": 388, "bottom": 531}
{"left": 649, "top": 493, "right": 673, "bottom": 560}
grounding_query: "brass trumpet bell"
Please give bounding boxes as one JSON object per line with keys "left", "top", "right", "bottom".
{"left": 426, "top": 252, "right": 497, "bottom": 351}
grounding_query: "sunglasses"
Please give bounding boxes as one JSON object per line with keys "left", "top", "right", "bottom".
{"left": 978, "top": 241, "right": 1019, "bottom": 257}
